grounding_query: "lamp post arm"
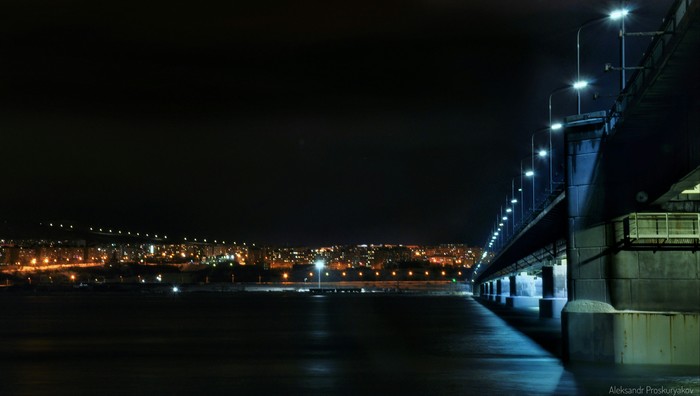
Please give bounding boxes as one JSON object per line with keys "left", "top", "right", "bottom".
{"left": 576, "top": 15, "right": 608, "bottom": 114}
{"left": 548, "top": 85, "right": 571, "bottom": 128}
{"left": 577, "top": 16, "right": 609, "bottom": 78}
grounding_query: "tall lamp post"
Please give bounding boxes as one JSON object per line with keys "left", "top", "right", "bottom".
{"left": 521, "top": 158, "right": 535, "bottom": 212}
{"left": 315, "top": 259, "right": 324, "bottom": 289}
{"left": 510, "top": 179, "right": 521, "bottom": 226}
{"left": 613, "top": 4, "right": 629, "bottom": 91}
{"left": 576, "top": 8, "right": 629, "bottom": 109}
{"left": 531, "top": 127, "right": 551, "bottom": 196}
{"left": 548, "top": 82, "right": 590, "bottom": 192}
{"left": 517, "top": 182, "right": 523, "bottom": 224}
{"left": 577, "top": 16, "right": 606, "bottom": 114}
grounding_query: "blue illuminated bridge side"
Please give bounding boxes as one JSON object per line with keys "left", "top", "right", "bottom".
{"left": 472, "top": 0, "right": 700, "bottom": 366}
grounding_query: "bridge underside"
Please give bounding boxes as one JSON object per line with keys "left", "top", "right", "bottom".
{"left": 475, "top": 192, "right": 566, "bottom": 283}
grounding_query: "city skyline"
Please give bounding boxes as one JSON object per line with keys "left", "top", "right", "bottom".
{"left": 1, "top": 233, "right": 480, "bottom": 269}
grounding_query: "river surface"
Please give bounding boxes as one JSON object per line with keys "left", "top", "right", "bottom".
{"left": 0, "top": 292, "right": 696, "bottom": 395}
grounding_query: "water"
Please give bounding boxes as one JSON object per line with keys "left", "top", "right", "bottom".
{"left": 0, "top": 293, "right": 696, "bottom": 395}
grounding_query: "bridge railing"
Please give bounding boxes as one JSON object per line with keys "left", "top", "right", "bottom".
{"left": 623, "top": 212, "right": 700, "bottom": 243}
{"left": 608, "top": 0, "right": 695, "bottom": 132}
{"left": 482, "top": 185, "right": 565, "bottom": 265}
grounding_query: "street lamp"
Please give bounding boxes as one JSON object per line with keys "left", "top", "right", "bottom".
{"left": 521, "top": 159, "right": 535, "bottom": 212}
{"left": 576, "top": 16, "right": 606, "bottom": 113}
{"left": 576, "top": 8, "right": 629, "bottom": 109}
{"left": 531, "top": 126, "right": 550, "bottom": 201}
{"left": 547, "top": 82, "right": 587, "bottom": 193}
{"left": 509, "top": 178, "right": 523, "bottom": 227}
{"left": 611, "top": 7, "right": 630, "bottom": 90}
{"left": 315, "top": 259, "right": 324, "bottom": 289}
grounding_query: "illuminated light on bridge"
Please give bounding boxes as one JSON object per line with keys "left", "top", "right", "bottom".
{"left": 572, "top": 80, "right": 588, "bottom": 90}
{"left": 609, "top": 8, "right": 629, "bottom": 20}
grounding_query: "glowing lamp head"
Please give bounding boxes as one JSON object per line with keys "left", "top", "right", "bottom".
{"left": 573, "top": 80, "right": 589, "bottom": 90}
{"left": 550, "top": 123, "right": 563, "bottom": 131}
{"left": 525, "top": 170, "right": 534, "bottom": 177}
{"left": 314, "top": 260, "right": 324, "bottom": 270}
{"left": 610, "top": 9, "right": 629, "bottom": 20}
{"left": 538, "top": 150, "right": 547, "bottom": 157}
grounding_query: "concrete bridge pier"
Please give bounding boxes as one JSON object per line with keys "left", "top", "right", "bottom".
{"left": 495, "top": 279, "right": 502, "bottom": 302}
{"left": 505, "top": 273, "right": 540, "bottom": 308}
{"left": 562, "top": 115, "right": 700, "bottom": 366}
{"left": 539, "top": 264, "right": 567, "bottom": 318}
{"left": 498, "top": 277, "right": 510, "bottom": 304}
{"left": 488, "top": 281, "right": 496, "bottom": 301}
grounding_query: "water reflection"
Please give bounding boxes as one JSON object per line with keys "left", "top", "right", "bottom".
{"left": 0, "top": 293, "right": 693, "bottom": 395}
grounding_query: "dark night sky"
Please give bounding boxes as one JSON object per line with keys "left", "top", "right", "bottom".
{"left": 0, "top": 0, "right": 674, "bottom": 246}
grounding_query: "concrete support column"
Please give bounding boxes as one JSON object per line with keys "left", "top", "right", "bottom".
{"left": 509, "top": 275, "right": 516, "bottom": 296}
{"left": 562, "top": 116, "right": 700, "bottom": 365}
{"left": 505, "top": 273, "right": 540, "bottom": 308}
{"left": 542, "top": 266, "right": 553, "bottom": 298}
{"left": 553, "top": 262, "right": 567, "bottom": 298}
{"left": 500, "top": 277, "right": 511, "bottom": 304}
{"left": 540, "top": 265, "right": 567, "bottom": 318}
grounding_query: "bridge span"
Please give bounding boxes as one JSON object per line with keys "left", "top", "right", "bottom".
{"left": 474, "top": 0, "right": 700, "bottom": 366}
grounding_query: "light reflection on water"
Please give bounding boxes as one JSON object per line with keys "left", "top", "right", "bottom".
{"left": 0, "top": 293, "right": 695, "bottom": 395}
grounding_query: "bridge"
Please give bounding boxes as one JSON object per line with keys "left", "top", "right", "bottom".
{"left": 473, "top": 0, "right": 700, "bottom": 366}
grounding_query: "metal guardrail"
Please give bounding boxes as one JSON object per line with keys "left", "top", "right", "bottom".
{"left": 624, "top": 212, "right": 700, "bottom": 242}
{"left": 608, "top": 0, "right": 696, "bottom": 132}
